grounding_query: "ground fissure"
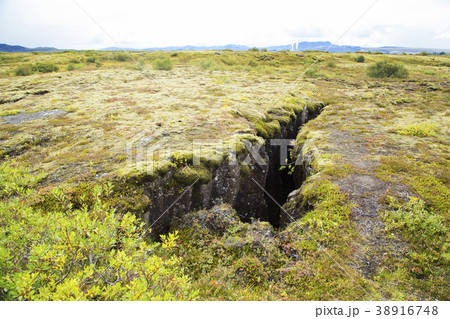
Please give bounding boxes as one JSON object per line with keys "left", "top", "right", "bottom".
{"left": 141, "top": 103, "right": 323, "bottom": 235}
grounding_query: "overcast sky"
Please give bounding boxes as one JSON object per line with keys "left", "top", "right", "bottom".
{"left": 1, "top": 0, "right": 449, "bottom": 50}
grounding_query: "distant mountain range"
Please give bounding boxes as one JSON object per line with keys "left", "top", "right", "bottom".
{"left": 102, "top": 42, "right": 361, "bottom": 53}
{"left": 0, "top": 43, "right": 60, "bottom": 53}
{"left": 1, "top": 42, "right": 448, "bottom": 54}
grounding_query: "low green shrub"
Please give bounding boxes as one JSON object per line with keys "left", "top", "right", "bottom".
{"left": 14, "top": 64, "right": 33, "bottom": 76}
{"left": 0, "top": 160, "right": 44, "bottom": 199}
{"left": 197, "top": 59, "right": 213, "bottom": 70}
{"left": 86, "top": 56, "right": 97, "bottom": 63}
{"left": 31, "top": 62, "right": 59, "bottom": 73}
{"left": 367, "top": 60, "right": 409, "bottom": 78}
{"left": 382, "top": 197, "right": 448, "bottom": 279}
{"left": 128, "top": 58, "right": 145, "bottom": 70}
{"left": 152, "top": 57, "right": 173, "bottom": 71}
{"left": 355, "top": 55, "right": 365, "bottom": 63}
{"left": 304, "top": 67, "right": 320, "bottom": 78}
{"left": 114, "top": 52, "right": 131, "bottom": 62}
{"left": 234, "top": 257, "right": 266, "bottom": 285}
{"left": 69, "top": 58, "right": 82, "bottom": 63}
{"left": 0, "top": 161, "right": 198, "bottom": 301}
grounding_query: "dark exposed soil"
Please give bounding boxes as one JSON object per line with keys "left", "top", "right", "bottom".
{"left": 338, "top": 174, "right": 409, "bottom": 278}
{"left": 327, "top": 120, "right": 410, "bottom": 279}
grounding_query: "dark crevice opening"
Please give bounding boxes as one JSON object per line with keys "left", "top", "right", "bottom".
{"left": 259, "top": 107, "right": 323, "bottom": 228}
{"left": 264, "top": 140, "right": 297, "bottom": 228}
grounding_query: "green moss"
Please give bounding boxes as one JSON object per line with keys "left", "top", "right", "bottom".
{"left": 320, "top": 155, "right": 355, "bottom": 178}
{"left": 396, "top": 122, "right": 436, "bottom": 137}
{"left": 254, "top": 119, "right": 281, "bottom": 139}
{"left": 173, "top": 165, "right": 212, "bottom": 186}
{"left": 267, "top": 107, "right": 295, "bottom": 124}
{"left": 116, "top": 159, "right": 173, "bottom": 184}
{"left": 306, "top": 101, "right": 323, "bottom": 113}
{"left": 380, "top": 197, "right": 448, "bottom": 298}
{"left": 171, "top": 149, "right": 225, "bottom": 170}
{"left": 227, "top": 133, "right": 264, "bottom": 154}
{"left": 282, "top": 96, "right": 308, "bottom": 113}
{"left": 0, "top": 110, "right": 20, "bottom": 117}
{"left": 239, "top": 163, "right": 251, "bottom": 177}
{"left": 171, "top": 151, "right": 194, "bottom": 165}
{"left": 197, "top": 149, "right": 225, "bottom": 169}
{"left": 155, "top": 160, "right": 173, "bottom": 176}
{"left": 295, "top": 126, "right": 311, "bottom": 145}
{"left": 228, "top": 89, "right": 320, "bottom": 140}
{"left": 376, "top": 155, "right": 449, "bottom": 214}
{"left": 296, "top": 130, "right": 332, "bottom": 174}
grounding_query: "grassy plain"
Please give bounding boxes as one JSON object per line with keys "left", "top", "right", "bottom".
{"left": 0, "top": 50, "right": 448, "bottom": 300}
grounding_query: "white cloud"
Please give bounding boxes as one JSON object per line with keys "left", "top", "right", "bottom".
{"left": 434, "top": 32, "right": 450, "bottom": 40}
{"left": 0, "top": 0, "right": 449, "bottom": 49}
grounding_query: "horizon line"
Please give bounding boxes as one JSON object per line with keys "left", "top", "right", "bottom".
{"left": 1, "top": 41, "right": 450, "bottom": 52}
